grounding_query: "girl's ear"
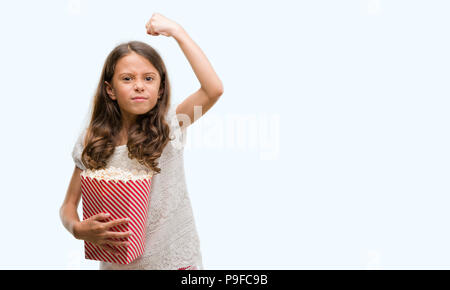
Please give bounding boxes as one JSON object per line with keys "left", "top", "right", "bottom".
{"left": 104, "top": 81, "right": 116, "bottom": 100}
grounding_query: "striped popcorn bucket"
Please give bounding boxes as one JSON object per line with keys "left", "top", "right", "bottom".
{"left": 80, "top": 174, "right": 152, "bottom": 264}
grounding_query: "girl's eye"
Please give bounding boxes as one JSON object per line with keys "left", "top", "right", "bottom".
{"left": 122, "top": 77, "right": 152, "bottom": 81}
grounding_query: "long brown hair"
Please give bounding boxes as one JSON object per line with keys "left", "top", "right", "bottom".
{"left": 81, "top": 41, "right": 172, "bottom": 174}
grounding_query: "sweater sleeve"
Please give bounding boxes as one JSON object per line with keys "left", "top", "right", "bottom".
{"left": 166, "top": 102, "right": 188, "bottom": 150}
{"left": 71, "top": 127, "right": 87, "bottom": 170}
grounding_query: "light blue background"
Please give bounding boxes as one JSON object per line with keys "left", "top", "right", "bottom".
{"left": 0, "top": 0, "right": 448, "bottom": 269}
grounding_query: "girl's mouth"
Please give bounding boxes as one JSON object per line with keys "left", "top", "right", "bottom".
{"left": 132, "top": 97, "right": 148, "bottom": 102}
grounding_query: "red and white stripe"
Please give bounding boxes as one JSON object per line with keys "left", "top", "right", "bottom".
{"left": 178, "top": 265, "right": 198, "bottom": 270}
{"left": 80, "top": 175, "right": 152, "bottom": 265}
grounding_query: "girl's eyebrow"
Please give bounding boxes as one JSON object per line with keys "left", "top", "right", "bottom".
{"left": 119, "top": 72, "right": 157, "bottom": 76}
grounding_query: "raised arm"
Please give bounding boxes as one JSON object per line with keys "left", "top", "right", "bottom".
{"left": 146, "top": 13, "right": 224, "bottom": 128}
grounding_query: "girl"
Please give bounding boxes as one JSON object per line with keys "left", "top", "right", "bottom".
{"left": 59, "top": 13, "right": 223, "bottom": 270}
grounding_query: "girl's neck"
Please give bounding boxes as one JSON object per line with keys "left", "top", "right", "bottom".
{"left": 116, "top": 115, "right": 135, "bottom": 145}
{"left": 121, "top": 112, "right": 136, "bottom": 131}
{"left": 115, "top": 128, "right": 128, "bottom": 146}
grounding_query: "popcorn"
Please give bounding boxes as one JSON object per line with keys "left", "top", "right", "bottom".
{"left": 80, "top": 166, "right": 153, "bottom": 264}
{"left": 81, "top": 166, "right": 153, "bottom": 182}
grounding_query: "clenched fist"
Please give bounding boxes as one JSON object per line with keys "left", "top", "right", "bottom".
{"left": 145, "top": 13, "right": 181, "bottom": 37}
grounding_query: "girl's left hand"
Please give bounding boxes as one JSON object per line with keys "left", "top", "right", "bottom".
{"left": 145, "top": 13, "right": 180, "bottom": 37}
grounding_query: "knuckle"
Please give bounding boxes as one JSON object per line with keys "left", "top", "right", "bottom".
{"left": 96, "top": 225, "right": 106, "bottom": 233}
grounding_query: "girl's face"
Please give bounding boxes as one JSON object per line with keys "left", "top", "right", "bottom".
{"left": 105, "top": 52, "right": 162, "bottom": 123}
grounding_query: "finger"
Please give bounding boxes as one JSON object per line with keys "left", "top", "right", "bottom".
{"left": 93, "top": 212, "right": 110, "bottom": 221}
{"left": 106, "top": 239, "right": 131, "bottom": 247}
{"left": 149, "top": 25, "right": 158, "bottom": 36}
{"left": 105, "top": 217, "right": 130, "bottom": 228}
{"left": 107, "top": 230, "right": 133, "bottom": 240}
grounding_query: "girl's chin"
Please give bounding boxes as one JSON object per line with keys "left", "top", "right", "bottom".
{"left": 133, "top": 106, "right": 155, "bottom": 115}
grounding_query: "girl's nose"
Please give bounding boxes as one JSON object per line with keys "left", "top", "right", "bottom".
{"left": 134, "top": 80, "right": 145, "bottom": 90}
